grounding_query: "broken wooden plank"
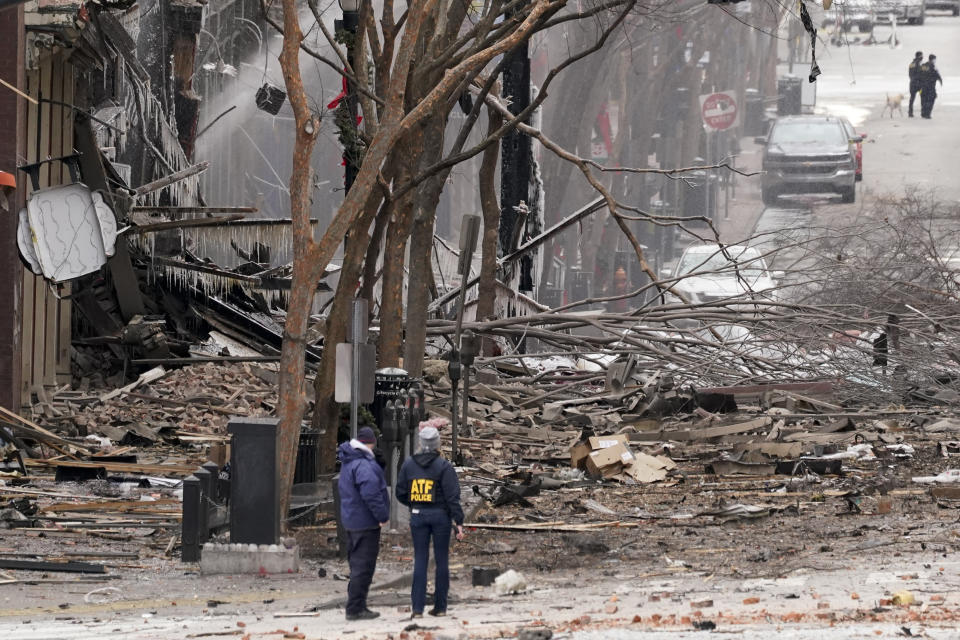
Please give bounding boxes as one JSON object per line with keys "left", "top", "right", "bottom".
{"left": 99, "top": 366, "right": 167, "bottom": 403}
{"left": 779, "top": 391, "right": 844, "bottom": 413}
{"left": 40, "top": 499, "right": 181, "bottom": 513}
{"left": 122, "top": 391, "right": 245, "bottom": 416}
{"left": 24, "top": 458, "right": 197, "bottom": 476}
{"left": 0, "top": 405, "right": 92, "bottom": 456}
{"left": 699, "top": 381, "right": 835, "bottom": 400}
{"left": 629, "top": 417, "right": 772, "bottom": 442}
{"left": 131, "top": 356, "right": 281, "bottom": 367}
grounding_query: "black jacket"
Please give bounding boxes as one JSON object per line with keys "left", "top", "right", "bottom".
{"left": 919, "top": 62, "right": 943, "bottom": 89}
{"left": 396, "top": 451, "right": 465, "bottom": 525}
{"left": 909, "top": 58, "right": 923, "bottom": 85}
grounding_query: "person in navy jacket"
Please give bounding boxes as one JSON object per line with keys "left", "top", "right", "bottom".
{"left": 337, "top": 426, "right": 390, "bottom": 621}
{"left": 396, "top": 426, "right": 465, "bottom": 618}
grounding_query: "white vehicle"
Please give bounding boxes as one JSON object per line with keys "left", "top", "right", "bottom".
{"left": 663, "top": 244, "right": 782, "bottom": 306}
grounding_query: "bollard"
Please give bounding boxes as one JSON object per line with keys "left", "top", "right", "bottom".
{"left": 227, "top": 417, "right": 280, "bottom": 545}
{"left": 194, "top": 466, "right": 212, "bottom": 543}
{"left": 181, "top": 475, "right": 201, "bottom": 562}
{"left": 201, "top": 462, "right": 220, "bottom": 501}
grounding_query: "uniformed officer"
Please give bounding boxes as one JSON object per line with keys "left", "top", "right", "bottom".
{"left": 919, "top": 54, "right": 944, "bottom": 119}
{"left": 908, "top": 51, "right": 923, "bottom": 117}
{"left": 396, "top": 425, "right": 465, "bottom": 618}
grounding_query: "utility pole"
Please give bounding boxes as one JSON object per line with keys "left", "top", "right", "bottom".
{"left": 498, "top": 36, "right": 531, "bottom": 262}
{"left": 336, "top": 0, "right": 361, "bottom": 194}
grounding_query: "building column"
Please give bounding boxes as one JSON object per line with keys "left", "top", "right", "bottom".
{"left": 0, "top": 6, "right": 25, "bottom": 410}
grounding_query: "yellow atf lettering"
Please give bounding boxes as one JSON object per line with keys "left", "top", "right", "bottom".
{"left": 409, "top": 478, "right": 435, "bottom": 502}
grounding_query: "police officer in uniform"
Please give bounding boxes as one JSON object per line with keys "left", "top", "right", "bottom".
{"left": 919, "top": 54, "right": 944, "bottom": 119}
{"left": 908, "top": 51, "right": 923, "bottom": 117}
{"left": 396, "top": 426, "right": 465, "bottom": 618}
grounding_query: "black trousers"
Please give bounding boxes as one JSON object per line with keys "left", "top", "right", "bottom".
{"left": 920, "top": 88, "right": 937, "bottom": 118}
{"left": 909, "top": 82, "right": 921, "bottom": 116}
{"left": 346, "top": 527, "right": 381, "bottom": 615}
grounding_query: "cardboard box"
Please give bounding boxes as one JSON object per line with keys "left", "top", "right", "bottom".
{"left": 570, "top": 441, "right": 592, "bottom": 470}
{"left": 622, "top": 452, "right": 675, "bottom": 483}
{"left": 588, "top": 433, "right": 630, "bottom": 450}
{"left": 586, "top": 443, "right": 634, "bottom": 478}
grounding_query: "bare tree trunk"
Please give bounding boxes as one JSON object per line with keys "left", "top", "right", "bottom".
{"left": 276, "top": 0, "right": 322, "bottom": 523}
{"left": 476, "top": 103, "right": 504, "bottom": 345}
{"left": 311, "top": 196, "right": 381, "bottom": 472}
{"left": 275, "top": 0, "right": 430, "bottom": 519}
{"left": 378, "top": 158, "right": 417, "bottom": 367}
{"left": 403, "top": 114, "right": 448, "bottom": 377}
{"left": 360, "top": 198, "right": 390, "bottom": 308}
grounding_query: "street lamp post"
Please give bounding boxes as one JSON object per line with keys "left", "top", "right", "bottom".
{"left": 336, "top": 0, "right": 360, "bottom": 194}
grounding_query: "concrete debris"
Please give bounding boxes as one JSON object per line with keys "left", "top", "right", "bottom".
{"left": 494, "top": 569, "right": 528, "bottom": 595}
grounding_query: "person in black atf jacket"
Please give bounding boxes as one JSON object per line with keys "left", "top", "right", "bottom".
{"left": 919, "top": 54, "right": 944, "bottom": 119}
{"left": 908, "top": 51, "right": 923, "bottom": 117}
{"left": 396, "top": 425, "right": 465, "bottom": 618}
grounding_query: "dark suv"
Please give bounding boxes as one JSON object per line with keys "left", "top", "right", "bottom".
{"left": 757, "top": 115, "right": 858, "bottom": 205}
{"left": 927, "top": 0, "right": 959, "bottom": 15}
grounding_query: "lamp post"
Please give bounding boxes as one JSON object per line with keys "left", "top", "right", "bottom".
{"left": 336, "top": 0, "right": 360, "bottom": 194}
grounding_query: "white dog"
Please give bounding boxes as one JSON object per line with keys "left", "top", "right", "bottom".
{"left": 882, "top": 93, "right": 904, "bottom": 117}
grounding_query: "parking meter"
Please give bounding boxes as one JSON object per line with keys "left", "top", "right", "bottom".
{"left": 381, "top": 400, "right": 399, "bottom": 469}
{"left": 449, "top": 356, "right": 462, "bottom": 460}
{"left": 407, "top": 388, "right": 419, "bottom": 456}
{"left": 382, "top": 401, "right": 400, "bottom": 531}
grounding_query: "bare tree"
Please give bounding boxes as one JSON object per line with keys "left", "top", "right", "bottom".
{"left": 268, "top": 0, "right": 797, "bottom": 514}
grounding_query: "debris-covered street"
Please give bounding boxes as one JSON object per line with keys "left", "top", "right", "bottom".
{"left": 2, "top": 0, "right": 960, "bottom": 638}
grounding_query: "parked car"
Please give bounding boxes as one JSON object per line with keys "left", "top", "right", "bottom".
{"left": 839, "top": 117, "right": 867, "bottom": 182}
{"left": 841, "top": 0, "right": 877, "bottom": 31}
{"left": 926, "top": 0, "right": 959, "bottom": 15}
{"left": 663, "top": 244, "right": 782, "bottom": 307}
{"left": 756, "top": 115, "right": 859, "bottom": 204}
{"left": 875, "top": 0, "right": 927, "bottom": 24}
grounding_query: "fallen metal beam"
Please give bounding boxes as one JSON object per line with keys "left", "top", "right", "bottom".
{"left": 0, "top": 559, "right": 105, "bottom": 574}
{"left": 128, "top": 215, "right": 246, "bottom": 234}
{"left": 134, "top": 162, "right": 210, "bottom": 197}
{"left": 131, "top": 206, "right": 258, "bottom": 215}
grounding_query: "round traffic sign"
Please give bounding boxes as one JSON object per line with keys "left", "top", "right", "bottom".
{"left": 701, "top": 92, "right": 737, "bottom": 131}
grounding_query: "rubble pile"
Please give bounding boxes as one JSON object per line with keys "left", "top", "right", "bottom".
{"left": 29, "top": 363, "right": 277, "bottom": 448}
{"left": 2, "top": 347, "right": 960, "bottom": 616}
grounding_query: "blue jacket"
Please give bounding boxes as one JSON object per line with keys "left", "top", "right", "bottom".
{"left": 396, "top": 451, "right": 464, "bottom": 525}
{"left": 338, "top": 440, "right": 390, "bottom": 531}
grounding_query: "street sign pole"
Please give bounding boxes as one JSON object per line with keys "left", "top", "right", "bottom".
{"left": 349, "top": 298, "right": 368, "bottom": 441}
{"left": 450, "top": 215, "right": 480, "bottom": 464}
{"left": 705, "top": 133, "right": 711, "bottom": 223}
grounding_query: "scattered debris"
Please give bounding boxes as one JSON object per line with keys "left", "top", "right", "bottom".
{"left": 913, "top": 469, "right": 960, "bottom": 484}
{"left": 495, "top": 569, "right": 528, "bottom": 595}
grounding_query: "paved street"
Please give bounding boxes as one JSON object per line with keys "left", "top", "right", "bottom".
{"left": 726, "top": 14, "right": 960, "bottom": 274}
{"left": 816, "top": 14, "right": 960, "bottom": 203}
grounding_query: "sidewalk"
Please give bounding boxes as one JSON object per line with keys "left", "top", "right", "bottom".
{"left": 716, "top": 133, "right": 768, "bottom": 243}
